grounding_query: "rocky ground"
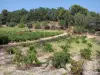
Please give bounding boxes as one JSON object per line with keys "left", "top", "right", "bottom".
{"left": 0, "top": 50, "right": 99, "bottom": 75}
{"left": 0, "top": 34, "right": 100, "bottom": 75}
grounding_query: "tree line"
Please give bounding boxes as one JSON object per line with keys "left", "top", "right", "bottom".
{"left": 0, "top": 4, "right": 100, "bottom": 30}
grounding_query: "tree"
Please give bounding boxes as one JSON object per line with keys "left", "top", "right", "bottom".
{"left": 56, "top": 7, "right": 67, "bottom": 20}
{"left": 74, "top": 13, "right": 86, "bottom": 27}
{"left": 20, "top": 14, "right": 29, "bottom": 24}
{"left": 1, "top": 9, "right": 9, "bottom": 24}
{"left": 70, "top": 4, "right": 89, "bottom": 15}
{"left": 90, "top": 11, "right": 97, "bottom": 17}
{"left": 0, "top": 14, "right": 2, "bottom": 25}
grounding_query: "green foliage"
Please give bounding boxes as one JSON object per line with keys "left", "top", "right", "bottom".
{"left": 43, "top": 43, "right": 53, "bottom": 52}
{"left": 80, "top": 48, "right": 92, "bottom": 60}
{"left": 87, "top": 43, "right": 93, "bottom": 48}
{"left": 88, "top": 29, "right": 95, "bottom": 34}
{"left": 27, "top": 23, "right": 33, "bottom": 29}
{"left": 59, "top": 20, "right": 66, "bottom": 29}
{"left": 6, "top": 22, "right": 17, "bottom": 27}
{"left": 0, "top": 29, "right": 61, "bottom": 43}
{"left": 13, "top": 46, "right": 41, "bottom": 69}
{"left": 35, "top": 22, "right": 41, "bottom": 29}
{"left": 74, "top": 13, "right": 86, "bottom": 26}
{"left": 52, "top": 43, "right": 71, "bottom": 68}
{"left": 59, "top": 20, "right": 66, "bottom": 26}
{"left": 7, "top": 47, "right": 16, "bottom": 54}
{"left": 0, "top": 34, "right": 10, "bottom": 45}
{"left": 60, "top": 44, "right": 71, "bottom": 52}
{"left": 71, "top": 60, "right": 84, "bottom": 75}
{"left": 52, "top": 51, "right": 70, "bottom": 68}
{"left": 70, "top": 4, "right": 89, "bottom": 15}
{"left": 75, "top": 39, "right": 80, "bottom": 44}
{"left": 1, "top": 9, "right": 8, "bottom": 24}
{"left": 0, "top": 5, "right": 99, "bottom": 33}
{"left": 81, "top": 36, "right": 87, "bottom": 43}
{"left": 13, "top": 48, "right": 24, "bottom": 66}
{"left": 74, "top": 36, "right": 80, "bottom": 44}
{"left": 0, "top": 21, "right": 2, "bottom": 26}
{"left": 18, "top": 23, "right": 25, "bottom": 28}
{"left": 25, "top": 46, "right": 41, "bottom": 65}
{"left": 29, "top": 45, "right": 37, "bottom": 54}
{"left": 74, "top": 26, "right": 86, "bottom": 34}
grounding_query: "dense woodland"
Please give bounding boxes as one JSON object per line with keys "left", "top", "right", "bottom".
{"left": 0, "top": 4, "right": 100, "bottom": 31}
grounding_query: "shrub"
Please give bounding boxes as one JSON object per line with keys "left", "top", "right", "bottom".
{"left": 75, "top": 40, "right": 80, "bottom": 44}
{"left": 29, "top": 45, "right": 37, "bottom": 53}
{"left": 13, "top": 46, "right": 41, "bottom": 69}
{"left": 35, "top": 22, "right": 41, "bottom": 29}
{"left": 71, "top": 60, "right": 84, "bottom": 75}
{"left": 87, "top": 43, "right": 93, "bottom": 48}
{"left": 52, "top": 51, "right": 70, "bottom": 68}
{"left": 6, "top": 22, "right": 17, "bottom": 27}
{"left": 59, "top": 20, "right": 66, "bottom": 29}
{"left": 88, "top": 29, "right": 95, "bottom": 34}
{"left": 7, "top": 47, "right": 16, "bottom": 54}
{"left": 60, "top": 44, "right": 70, "bottom": 52}
{"left": 81, "top": 36, "right": 87, "bottom": 43}
{"left": 13, "top": 48, "right": 24, "bottom": 66}
{"left": 75, "top": 36, "right": 80, "bottom": 44}
{"left": 27, "top": 23, "right": 33, "bottom": 29}
{"left": 18, "top": 23, "right": 25, "bottom": 28}
{"left": 25, "top": 46, "right": 41, "bottom": 65}
{"left": 80, "top": 48, "right": 92, "bottom": 60}
{"left": 43, "top": 43, "right": 53, "bottom": 52}
{"left": 74, "top": 26, "right": 86, "bottom": 34}
{"left": 82, "top": 39, "right": 87, "bottom": 43}
{"left": 81, "top": 35, "right": 87, "bottom": 39}
{"left": 0, "top": 34, "right": 10, "bottom": 45}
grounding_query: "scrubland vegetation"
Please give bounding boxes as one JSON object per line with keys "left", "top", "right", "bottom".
{"left": 0, "top": 4, "right": 100, "bottom": 75}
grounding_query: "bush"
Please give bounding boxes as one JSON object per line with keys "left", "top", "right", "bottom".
{"left": 52, "top": 51, "right": 70, "bottom": 68}
{"left": 6, "top": 22, "right": 17, "bottom": 27}
{"left": 35, "top": 22, "right": 41, "bottom": 29}
{"left": 13, "top": 48, "right": 24, "bottom": 66}
{"left": 52, "top": 43, "right": 71, "bottom": 68}
{"left": 75, "top": 36, "right": 80, "bottom": 44}
{"left": 80, "top": 48, "right": 92, "bottom": 60}
{"left": 43, "top": 43, "right": 53, "bottom": 52}
{"left": 7, "top": 47, "right": 16, "bottom": 54}
{"left": 87, "top": 43, "right": 93, "bottom": 48}
{"left": 25, "top": 46, "right": 41, "bottom": 65}
{"left": 81, "top": 36, "right": 87, "bottom": 43}
{"left": 13, "top": 46, "right": 41, "bottom": 69}
{"left": 74, "top": 26, "right": 86, "bottom": 34}
{"left": 75, "top": 40, "right": 80, "bottom": 44}
{"left": 18, "top": 23, "right": 25, "bottom": 28}
{"left": 71, "top": 60, "right": 84, "bottom": 75}
{"left": 59, "top": 20, "right": 66, "bottom": 29}
{"left": 60, "top": 44, "right": 71, "bottom": 52}
{"left": 27, "top": 23, "right": 33, "bottom": 29}
{"left": 88, "top": 29, "right": 95, "bottom": 34}
{"left": 0, "top": 34, "right": 10, "bottom": 45}
{"left": 29, "top": 45, "right": 37, "bottom": 54}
